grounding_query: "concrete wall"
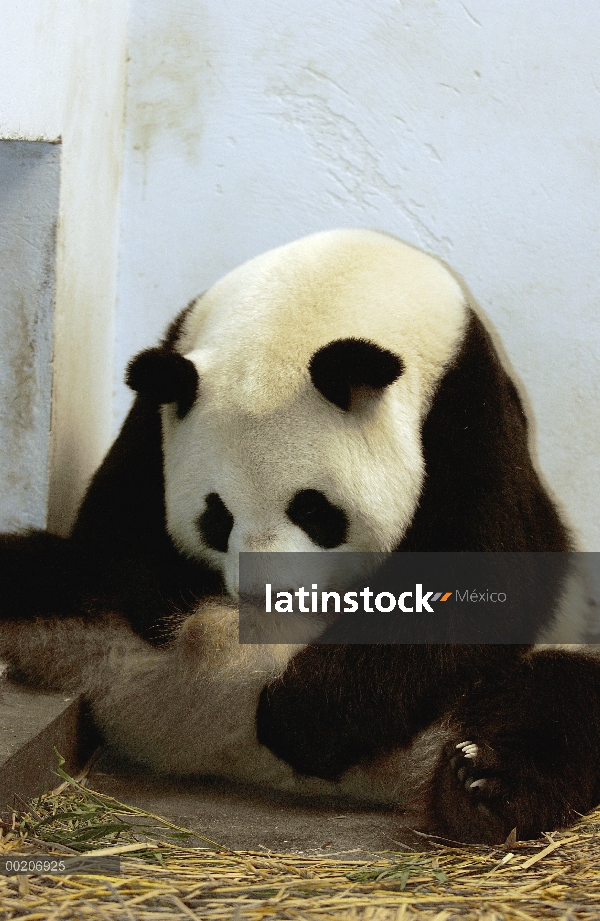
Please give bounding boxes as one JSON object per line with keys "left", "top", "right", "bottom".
{"left": 0, "top": 141, "right": 59, "bottom": 531}
{"left": 0, "top": 0, "right": 129, "bottom": 535}
{"left": 115, "top": 0, "right": 600, "bottom": 551}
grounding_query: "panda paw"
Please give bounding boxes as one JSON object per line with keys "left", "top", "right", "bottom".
{"left": 430, "top": 738, "right": 509, "bottom": 844}
{"left": 452, "top": 741, "right": 505, "bottom": 798}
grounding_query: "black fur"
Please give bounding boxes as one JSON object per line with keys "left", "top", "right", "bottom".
{"left": 309, "top": 338, "right": 404, "bottom": 411}
{"left": 430, "top": 650, "right": 600, "bottom": 843}
{"left": 0, "top": 530, "right": 82, "bottom": 620}
{"left": 255, "top": 310, "right": 598, "bottom": 842}
{"left": 126, "top": 348, "right": 199, "bottom": 419}
{"left": 72, "top": 306, "right": 221, "bottom": 642}
{"left": 70, "top": 396, "right": 222, "bottom": 643}
{"left": 257, "top": 644, "right": 526, "bottom": 779}
{"left": 398, "top": 312, "right": 568, "bottom": 553}
{"left": 197, "top": 493, "right": 234, "bottom": 553}
{"left": 286, "top": 489, "right": 348, "bottom": 549}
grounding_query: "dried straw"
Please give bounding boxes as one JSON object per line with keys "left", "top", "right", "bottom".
{"left": 1, "top": 754, "right": 600, "bottom": 920}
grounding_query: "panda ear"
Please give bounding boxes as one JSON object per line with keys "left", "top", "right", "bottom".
{"left": 126, "top": 348, "right": 199, "bottom": 418}
{"left": 309, "top": 338, "right": 404, "bottom": 411}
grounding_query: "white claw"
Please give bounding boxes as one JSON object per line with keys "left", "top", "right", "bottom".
{"left": 463, "top": 744, "right": 479, "bottom": 759}
{"left": 456, "top": 741, "right": 473, "bottom": 750}
{"left": 469, "top": 778, "right": 486, "bottom": 789}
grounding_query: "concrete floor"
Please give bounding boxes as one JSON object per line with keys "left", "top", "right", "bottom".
{"left": 0, "top": 676, "right": 424, "bottom": 855}
{"left": 89, "top": 749, "right": 424, "bottom": 856}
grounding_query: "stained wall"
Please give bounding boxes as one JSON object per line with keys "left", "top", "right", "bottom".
{"left": 0, "top": 0, "right": 129, "bottom": 534}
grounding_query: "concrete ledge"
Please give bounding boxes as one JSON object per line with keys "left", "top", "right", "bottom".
{"left": 0, "top": 680, "right": 99, "bottom": 817}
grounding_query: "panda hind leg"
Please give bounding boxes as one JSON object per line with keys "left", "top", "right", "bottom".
{"left": 427, "top": 649, "right": 600, "bottom": 844}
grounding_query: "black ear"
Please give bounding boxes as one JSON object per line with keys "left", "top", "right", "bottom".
{"left": 126, "top": 348, "right": 199, "bottom": 418}
{"left": 309, "top": 338, "right": 404, "bottom": 411}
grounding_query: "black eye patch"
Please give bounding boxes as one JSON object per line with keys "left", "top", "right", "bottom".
{"left": 197, "top": 493, "right": 234, "bottom": 552}
{"left": 286, "top": 489, "right": 348, "bottom": 549}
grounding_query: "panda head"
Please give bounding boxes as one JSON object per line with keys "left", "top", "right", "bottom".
{"left": 127, "top": 229, "right": 468, "bottom": 598}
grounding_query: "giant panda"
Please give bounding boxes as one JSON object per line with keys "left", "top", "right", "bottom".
{"left": 1, "top": 228, "right": 599, "bottom": 845}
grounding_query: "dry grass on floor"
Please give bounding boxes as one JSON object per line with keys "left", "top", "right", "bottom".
{"left": 1, "top": 756, "right": 600, "bottom": 920}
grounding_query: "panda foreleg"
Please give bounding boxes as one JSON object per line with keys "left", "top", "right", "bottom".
{"left": 427, "top": 647, "right": 600, "bottom": 843}
{"left": 0, "top": 531, "right": 81, "bottom": 622}
{"left": 256, "top": 643, "right": 527, "bottom": 779}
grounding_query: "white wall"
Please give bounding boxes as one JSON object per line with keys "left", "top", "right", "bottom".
{"left": 0, "top": 0, "right": 129, "bottom": 534}
{"left": 1, "top": 0, "right": 597, "bottom": 553}
{"left": 115, "top": 0, "right": 600, "bottom": 551}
